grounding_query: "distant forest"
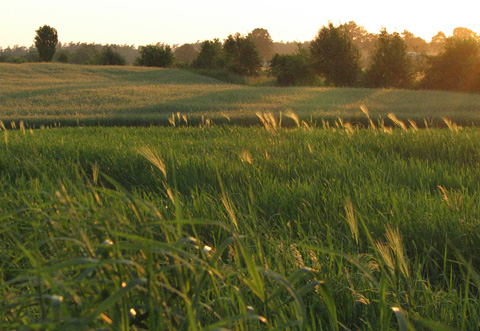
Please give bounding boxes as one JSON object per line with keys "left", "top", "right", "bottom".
{"left": 3, "top": 22, "right": 480, "bottom": 92}
{"left": 2, "top": 22, "right": 475, "bottom": 66}
{"left": 0, "top": 40, "right": 309, "bottom": 65}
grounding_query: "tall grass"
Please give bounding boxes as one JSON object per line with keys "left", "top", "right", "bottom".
{"left": 1, "top": 124, "right": 480, "bottom": 329}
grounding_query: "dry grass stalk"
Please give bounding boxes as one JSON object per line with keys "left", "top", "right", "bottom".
{"left": 138, "top": 146, "right": 167, "bottom": 178}
{"left": 442, "top": 117, "right": 461, "bottom": 132}
{"left": 387, "top": 113, "right": 408, "bottom": 131}
{"left": 284, "top": 109, "right": 301, "bottom": 128}
{"left": 360, "top": 105, "right": 376, "bottom": 130}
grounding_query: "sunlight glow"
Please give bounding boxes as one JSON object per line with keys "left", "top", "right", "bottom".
{"left": 2, "top": 0, "right": 479, "bottom": 48}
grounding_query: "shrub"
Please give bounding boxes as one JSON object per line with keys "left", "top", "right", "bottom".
{"left": 174, "top": 44, "right": 199, "bottom": 64}
{"left": 34, "top": 25, "right": 58, "bottom": 62}
{"left": 310, "top": 23, "right": 361, "bottom": 87}
{"left": 365, "top": 29, "right": 413, "bottom": 88}
{"left": 269, "top": 50, "right": 316, "bottom": 86}
{"left": 135, "top": 44, "right": 174, "bottom": 68}
{"left": 224, "top": 33, "right": 262, "bottom": 76}
{"left": 96, "top": 46, "right": 126, "bottom": 66}
{"left": 71, "top": 44, "right": 100, "bottom": 65}
{"left": 192, "top": 39, "right": 226, "bottom": 70}
{"left": 421, "top": 37, "right": 480, "bottom": 92}
{"left": 55, "top": 50, "right": 71, "bottom": 63}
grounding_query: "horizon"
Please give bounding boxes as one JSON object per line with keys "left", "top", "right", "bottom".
{"left": 2, "top": 0, "right": 480, "bottom": 49}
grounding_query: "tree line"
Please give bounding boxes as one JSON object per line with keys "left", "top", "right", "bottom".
{"left": 3, "top": 24, "right": 480, "bottom": 93}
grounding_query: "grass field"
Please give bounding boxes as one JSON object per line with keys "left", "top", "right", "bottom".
{"left": 2, "top": 64, "right": 480, "bottom": 330}
{"left": 3, "top": 63, "right": 480, "bottom": 127}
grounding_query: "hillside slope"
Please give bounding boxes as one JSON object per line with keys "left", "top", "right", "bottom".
{"left": 2, "top": 63, "right": 480, "bottom": 127}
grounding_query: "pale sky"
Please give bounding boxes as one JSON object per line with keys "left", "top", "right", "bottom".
{"left": 2, "top": 0, "right": 479, "bottom": 48}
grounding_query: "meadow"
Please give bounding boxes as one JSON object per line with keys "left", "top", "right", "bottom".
{"left": 1, "top": 64, "right": 480, "bottom": 330}
{"left": 3, "top": 63, "right": 480, "bottom": 127}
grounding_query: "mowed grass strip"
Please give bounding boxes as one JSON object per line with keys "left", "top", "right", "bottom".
{"left": 2, "top": 63, "right": 480, "bottom": 127}
{"left": 1, "top": 125, "right": 480, "bottom": 329}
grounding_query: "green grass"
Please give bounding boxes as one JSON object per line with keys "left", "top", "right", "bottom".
{"left": 2, "top": 124, "right": 480, "bottom": 329}
{"left": 3, "top": 63, "right": 480, "bottom": 329}
{"left": 3, "top": 63, "right": 480, "bottom": 128}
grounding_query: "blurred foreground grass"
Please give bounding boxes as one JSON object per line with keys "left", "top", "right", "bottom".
{"left": 1, "top": 124, "right": 480, "bottom": 329}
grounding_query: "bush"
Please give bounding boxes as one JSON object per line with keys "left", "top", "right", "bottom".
{"left": 135, "top": 44, "right": 174, "bottom": 67}
{"left": 421, "top": 38, "right": 480, "bottom": 92}
{"left": 365, "top": 29, "right": 413, "bottom": 88}
{"left": 96, "top": 46, "right": 126, "bottom": 66}
{"left": 71, "top": 44, "right": 100, "bottom": 65}
{"left": 34, "top": 25, "right": 58, "bottom": 62}
{"left": 174, "top": 44, "right": 199, "bottom": 64}
{"left": 55, "top": 50, "right": 71, "bottom": 63}
{"left": 269, "top": 51, "right": 316, "bottom": 86}
{"left": 224, "top": 33, "right": 262, "bottom": 76}
{"left": 192, "top": 39, "right": 226, "bottom": 70}
{"left": 310, "top": 23, "right": 361, "bottom": 87}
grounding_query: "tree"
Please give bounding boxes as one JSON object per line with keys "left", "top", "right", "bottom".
{"left": 453, "top": 27, "right": 478, "bottom": 40}
{"left": 341, "top": 21, "right": 377, "bottom": 67}
{"left": 96, "top": 46, "right": 126, "bottom": 66}
{"left": 34, "top": 25, "right": 58, "bottom": 62}
{"left": 192, "top": 39, "right": 226, "bottom": 69}
{"left": 173, "top": 44, "right": 199, "bottom": 64}
{"left": 269, "top": 47, "right": 316, "bottom": 86}
{"left": 71, "top": 44, "right": 100, "bottom": 64}
{"left": 429, "top": 31, "right": 447, "bottom": 54}
{"left": 55, "top": 50, "right": 71, "bottom": 63}
{"left": 135, "top": 44, "right": 174, "bottom": 67}
{"left": 365, "top": 29, "right": 413, "bottom": 88}
{"left": 248, "top": 28, "right": 274, "bottom": 62}
{"left": 421, "top": 37, "right": 480, "bottom": 92}
{"left": 401, "top": 30, "right": 428, "bottom": 53}
{"left": 224, "top": 33, "right": 262, "bottom": 76}
{"left": 310, "top": 23, "right": 361, "bottom": 86}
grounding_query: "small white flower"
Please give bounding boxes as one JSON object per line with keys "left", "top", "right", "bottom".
{"left": 103, "top": 239, "right": 113, "bottom": 246}
{"left": 203, "top": 245, "right": 213, "bottom": 254}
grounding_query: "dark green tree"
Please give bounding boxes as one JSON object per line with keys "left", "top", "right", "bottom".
{"left": 365, "top": 29, "right": 413, "bottom": 88}
{"left": 173, "top": 43, "right": 199, "bottom": 64}
{"left": 192, "top": 39, "right": 225, "bottom": 69}
{"left": 269, "top": 50, "right": 316, "bottom": 86}
{"left": 71, "top": 44, "right": 100, "bottom": 64}
{"left": 96, "top": 46, "right": 126, "bottom": 66}
{"left": 224, "top": 33, "right": 262, "bottom": 76}
{"left": 310, "top": 23, "right": 361, "bottom": 86}
{"left": 248, "top": 28, "right": 274, "bottom": 62}
{"left": 55, "top": 50, "right": 71, "bottom": 63}
{"left": 135, "top": 44, "right": 174, "bottom": 67}
{"left": 421, "top": 37, "right": 480, "bottom": 92}
{"left": 34, "top": 25, "right": 58, "bottom": 62}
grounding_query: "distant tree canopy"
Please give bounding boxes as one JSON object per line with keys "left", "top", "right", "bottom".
{"left": 173, "top": 43, "right": 199, "bottom": 64}
{"left": 224, "top": 33, "right": 262, "bottom": 76}
{"left": 135, "top": 44, "right": 174, "bottom": 67}
{"left": 96, "top": 46, "right": 126, "bottom": 66}
{"left": 269, "top": 48, "right": 316, "bottom": 86}
{"left": 71, "top": 44, "right": 100, "bottom": 64}
{"left": 34, "top": 25, "right": 58, "bottom": 62}
{"left": 310, "top": 23, "right": 361, "bottom": 86}
{"left": 192, "top": 39, "right": 226, "bottom": 70}
{"left": 402, "top": 30, "right": 428, "bottom": 53}
{"left": 365, "top": 29, "right": 413, "bottom": 88}
{"left": 422, "top": 37, "right": 480, "bottom": 92}
{"left": 248, "top": 28, "right": 274, "bottom": 61}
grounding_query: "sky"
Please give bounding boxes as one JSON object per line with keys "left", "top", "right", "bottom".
{"left": 2, "top": 0, "right": 479, "bottom": 48}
